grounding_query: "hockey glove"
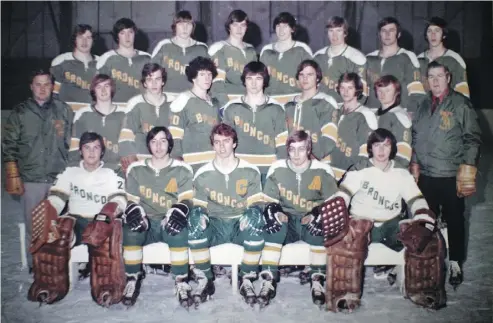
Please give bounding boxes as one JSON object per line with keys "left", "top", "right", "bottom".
{"left": 5, "top": 161, "right": 25, "bottom": 195}
{"left": 305, "top": 206, "right": 323, "bottom": 237}
{"left": 122, "top": 201, "right": 149, "bottom": 233}
{"left": 456, "top": 164, "right": 477, "bottom": 197}
{"left": 263, "top": 203, "right": 284, "bottom": 234}
{"left": 120, "top": 155, "right": 138, "bottom": 176}
{"left": 398, "top": 209, "right": 437, "bottom": 254}
{"left": 162, "top": 203, "right": 189, "bottom": 236}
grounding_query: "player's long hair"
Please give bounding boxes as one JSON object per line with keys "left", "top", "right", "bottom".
{"left": 326, "top": 16, "right": 348, "bottom": 37}
{"left": 367, "top": 128, "right": 397, "bottom": 160}
{"left": 71, "top": 24, "right": 93, "bottom": 49}
{"left": 273, "top": 12, "right": 296, "bottom": 32}
{"left": 377, "top": 16, "right": 401, "bottom": 35}
{"left": 185, "top": 56, "right": 218, "bottom": 82}
{"left": 141, "top": 63, "right": 167, "bottom": 89}
{"left": 172, "top": 10, "right": 195, "bottom": 35}
{"left": 146, "top": 126, "right": 174, "bottom": 155}
{"left": 225, "top": 9, "right": 249, "bottom": 35}
{"left": 90, "top": 74, "right": 116, "bottom": 102}
{"left": 296, "top": 60, "right": 323, "bottom": 85}
{"left": 336, "top": 72, "right": 364, "bottom": 100}
{"left": 241, "top": 61, "right": 270, "bottom": 89}
{"left": 210, "top": 123, "right": 238, "bottom": 147}
{"left": 374, "top": 75, "right": 401, "bottom": 106}
{"left": 286, "top": 130, "right": 313, "bottom": 159}
{"left": 112, "top": 18, "right": 137, "bottom": 43}
{"left": 79, "top": 131, "right": 105, "bottom": 158}
{"left": 424, "top": 17, "right": 449, "bottom": 42}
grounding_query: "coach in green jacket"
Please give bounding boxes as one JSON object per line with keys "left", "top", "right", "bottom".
{"left": 2, "top": 69, "right": 74, "bottom": 269}
{"left": 410, "top": 61, "right": 481, "bottom": 290}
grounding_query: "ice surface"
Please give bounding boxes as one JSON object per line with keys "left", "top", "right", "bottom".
{"left": 2, "top": 151, "right": 492, "bottom": 323}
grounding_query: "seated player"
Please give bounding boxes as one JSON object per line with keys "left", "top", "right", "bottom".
{"left": 221, "top": 61, "right": 288, "bottom": 181}
{"left": 188, "top": 123, "right": 265, "bottom": 308}
{"left": 322, "top": 128, "right": 447, "bottom": 313}
{"left": 121, "top": 126, "right": 194, "bottom": 307}
{"left": 284, "top": 60, "right": 340, "bottom": 163}
{"left": 260, "top": 130, "right": 338, "bottom": 308}
{"left": 28, "top": 132, "right": 127, "bottom": 307}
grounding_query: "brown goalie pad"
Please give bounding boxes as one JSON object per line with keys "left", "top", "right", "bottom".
{"left": 400, "top": 221, "right": 447, "bottom": 310}
{"left": 82, "top": 202, "right": 126, "bottom": 307}
{"left": 28, "top": 216, "right": 76, "bottom": 304}
{"left": 325, "top": 217, "right": 373, "bottom": 313}
{"left": 30, "top": 200, "right": 60, "bottom": 254}
{"left": 321, "top": 196, "right": 350, "bottom": 247}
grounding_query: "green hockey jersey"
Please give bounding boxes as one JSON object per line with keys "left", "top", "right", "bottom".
{"left": 208, "top": 41, "right": 258, "bottom": 107}
{"left": 150, "top": 39, "right": 209, "bottom": 96}
{"left": 126, "top": 158, "right": 194, "bottom": 216}
{"left": 119, "top": 94, "right": 179, "bottom": 160}
{"left": 69, "top": 104, "right": 126, "bottom": 172}
{"left": 169, "top": 91, "right": 221, "bottom": 172}
{"left": 50, "top": 52, "right": 98, "bottom": 112}
{"left": 366, "top": 48, "right": 425, "bottom": 116}
{"left": 259, "top": 42, "right": 313, "bottom": 104}
{"left": 221, "top": 96, "right": 288, "bottom": 174}
{"left": 193, "top": 159, "right": 263, "bottom": 219}
{"left": 284, "top": 92, "right": 340, "bottom": 163}
{"left": 417, "top": 49, "right": 470, "bottom": 99}
{"left": 331, "top": 105, "right": 378, "bottom": 180}
{"left": 96, "top": 50, "right": 151, "bottom": 104}
{"left": 263, "top": 159, "right": 338, "bottom": 217}
{"left": 313, "top": 45, "right": 367, "bottom": 103}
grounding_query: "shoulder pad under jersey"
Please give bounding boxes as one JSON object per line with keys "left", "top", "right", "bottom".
{"left": 343, "top": 46, "right": 367, "bottom": 66}
{"left": 356, "top": 106, "right": 378, "bottom": 130}
{"left": 294, "top": 41, "right": 313, "bottom": 57}
{"left": 313, "top": 46, "right": 328, "bottom": 57}
{"left": 310, "top": 159, "right": 335, "bottom": 177}
{"left": 259, "top": 43, "right": 275, "bottom": 57}
{"left": 366, "top": 50, "right": 379, "bottom": 57}
{"left": 208, "top": 41, "right": 227, "bottom": 56}
{"left": 125, "top": 95, "right": 146, "bottom": 113}
{"left": 72, "top": 105, "right": 93, "bottom": 123}
{"left": 151, "top": 39, "right": 172, "bottom": 58}
{"left": 96, "top": 50, "right": 117, "bottom": 70}
{"left": 170, "top": 91, "right": 194, "bottom": 113}
{"left": 171, "top": 159, "right": 194, "bottom": 175}
{"left": 266, "top": 159, "right": 287, "bottom": 179}
{"left": 51, "top": 52, "right": 74, "bottom": 67}
{"left": 398, "top": 48, "right": 420, "bottom": 68}
{"left": 238, "top": 159, "right": 261, "bottom": 175}
{"left": 137, "top": 50, "right": 151, "bottom": 57}
{"left": 193, "top": 161, "right": 215, "bottom": 181}
{"left": 389, "top": 105, "right": 412, "bottom": 128}
{"left": 313, "top": 92, "right": 339, "bottom": 109}
{"left": 444, "top": 50, "right": 467, "bottom": 69}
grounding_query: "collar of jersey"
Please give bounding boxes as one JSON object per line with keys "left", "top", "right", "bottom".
{"left": 285, "top": 159, "right": 312, "bottom": 174}
{"left": 212, "top": 158, "right": 240, "bottom": 176}
{"left": 369, "top": 159, "right": 394, "bottom": 172}
{"left": 145, "top": 158, "right": 173, "bottom": 174}
{"left": 79, "top": 160, "right": 105, "bottom": 173}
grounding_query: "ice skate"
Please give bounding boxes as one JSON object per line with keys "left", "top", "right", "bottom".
{"left": 449, "top": 261, "right": 463, "bottom": 290}
{"left": 311, "top": 273, "right": 326, "bottom": 309}
{"left": 191, "top": 268, "right": 215, "bottom": 309}
{"left": 122, "top": 273, "right": 144, "bottom": 307}
{"left": 239, "top": 272, "right": 257, "bottom": 307}
{"left": 175, "top": 274, "right": 193, "bottom": 309}
{"left": 299, "top": 266, "right": 311, "bottom": 285}
{"left": 257, "top": 270, "right": 276, "bottom": 309}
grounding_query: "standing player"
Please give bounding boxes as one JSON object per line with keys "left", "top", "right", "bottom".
{"left": 373, "top": 75, "right": 412, "bottom": 168}
{"left": 51, "top": 24, "right": 98, "bottom": 112}
{"left": 69, "top": 74, "right": 126, "bottom": 175}
{"left": 418, "top": 17, "right": 470, "bottom": 98}
{"left": 28, "top": 132, "right": 127, "bottom": 306}
{"left": 221, "top": 61, "right": 288, "bottom": 180}
{"left": 259, "top": 130, "right": 338, "bottom": 308}
{"left": 97, "top": 18, "right": 151, "bottom": 106}
{"left": 188, "top": 123, "right": 265, "bottom": 307}
{"left": 208, "top": 9, "right": 258, "bottom": 107}
{"left": 313, "top": 16, "right": 367, "bottom": 103}
{"left": 284, "top": 60, "right": 339, "bottom": 163}
{"left": 121, "top": 126, "right": 193, "bottom": 307}
{"left": 260, "top": 12, "right": 313, "bottom": 104}
{"left": 169, "top": 56, "right": 221, "bottom": 172}
{"left": 151, "top": 11, "right": 208, "bottom": 101}
{"left": 366, "top": 17, "right": 425, "bottom": 119}
{"left": 330, "top": 73, "right": 378, "bottom": 180}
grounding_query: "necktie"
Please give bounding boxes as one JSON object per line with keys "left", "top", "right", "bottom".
{"left": 431, "top": 98, "right": 439, "bottom": 115}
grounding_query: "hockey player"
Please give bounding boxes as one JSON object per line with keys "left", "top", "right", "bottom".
{"left": 51, "top": 24, "right": 98, "bottom": 112}
{"left": 151, "top": 11, "right": 208, "bottom": 101}
{"left": 97, "top": 18, "right": 151, "bottom": 106}
{"left": 208, "top": 9, "right": 258, "bottom": 107}
{"left": 169, "top": 56, "right": 221, "bottom": 172}
{"left": 119, "top": 63, "right": 180, "bottom": 173}
{"left": 188, "top": 123, "right": 265, "bottom": 307}
{"left": 259, "top": 130, "right": 338, "bottom": 308}
{"left": 221, "top": 61, "right": 288, "bottom": 179}
{"left": 323, "top": 128, "right": 447, "bottom": 312}
{"left": 373, "top": 75, "right": 412, "bottom": 167}
{"left": 259, "top": 12, "right": 313, "bottom": 104}
{"left": 418, "top": 17, "right": 470, "bottom": 98}
{"left": 366, "top": 17, "right": 426, "bottom": 119}
{"left": 69, "top": 74, "right": 126, "bottom": 175}
{"left": 330, "top": 73, "right": 378, "bottom": 180}
{"left": 121, "top": 126, "right": 193, "bottom": 307}
{"left": 313, "top": 16, "right": 368, "bottom": 103}
{"left": 284, "top": 60, "right": 339, "bottom": 163}
{"left": 28, "top": 132, "right": 127, "bottom": 306}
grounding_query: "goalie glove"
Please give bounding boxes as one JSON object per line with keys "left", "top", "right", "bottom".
{"left": 161, "top": 203, "right": 189, "bottom": 236}
{"left": 397, "top": 209, "right": 437, "bottom": 254}
{"left": 305, "top": 206, "right": 323, "bottom": 237}
{"left": 122, "top": 202, "right": 149, "bottom": 233}
{"left": 263, "top": 203, "right": 284, "bottom": 234}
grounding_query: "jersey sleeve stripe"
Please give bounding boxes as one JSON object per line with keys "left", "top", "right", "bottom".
{"left": 68, "top": 103, "right": 88, "bottom": 112}
{"left": 236, "top": 154, "right": 277, "bottom": 167}
{"left": 178, "top": 190, "right": 193, "bottom": 202}
{"left": 407, "top": 81, "right": 426, "bottom": 95}
{"left": 184, "top": 151, "right": 216, "bottom": 165}
{"left": 126, "top": 193, "right": 141, "bottom": 203}
{"left": 263, "top": 194, "right": 280, "bottom": 204}
{"left": 247, "top": 192, "right": 264, "bottom": 207}
{"left": 48, "top": 190, "right": 70, "bottom": 203}
{"left": 70, "top": 138, "right": 80, "bottom": 152}
{"left": 454, "top": 82, "right": 470, "bottom": 98}
{"left": 332, "top": 167, "right": 346, "bottom": 181}
{"left": 275, "top": 131, "right": 288, "bottom": 147}
{"left": 396, "top": 142, "right": 412, "bottom": 162}
{"left": 169, "top": 126, "right": 184, "bottom": 140}
{"left": 358, "top": 144, "right": 368, "bottom": 157}
{"left": 361, "top": 79, "right": 369, "bottom": 96}
{"left": 119, "top": 128, "right": 135, "bottom": 142}
{"left": 193, "top": 198, "right": 208, "bottom": 208}
{"left": 321, "top": 155, "right": 331, "bottom": 163}
{"left": 321, "top": 123, "right": 338, "bottom": 142}
{"left": 214, "top": 69, "right": 226, "bottom": 82}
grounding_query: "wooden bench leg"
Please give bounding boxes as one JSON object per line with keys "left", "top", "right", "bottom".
{"left": 18, "top": 223, "right": 28, "bottom": 269}
{"left": 231, "top": 264, "right": 238, "bottom": 295}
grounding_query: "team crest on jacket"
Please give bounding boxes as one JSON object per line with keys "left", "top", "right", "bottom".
{"left": 439, "top": 111, "right": 453, "bottom": 131}
{"left": 53, "top": 120, "right": 65, "bottom": 137}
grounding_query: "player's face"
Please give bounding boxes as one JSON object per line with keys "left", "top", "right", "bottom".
{"left": 94, "top": 79, "right": 112, "bottom": 102}
{"left": 288, "top": 141, "right": 310, "bottom": 167}
{"left": 175, "top": 21, "right": 193, "bottom": 40}
{"left": 244, "top": 73, "right": 264, "bottom": 95}
{"left": 229, "top": 20, "right": 248, "bottom": 40}
{"left": 213, "top": 134, "right": 236, "bottom": 159}
{"left": 379, "top": 23, "right": 399, "bottom": 46}
{"left": 149, "top": 131, "right": 169, "bottom": 159}
{"left": 118, "top": 28, "right": 135, "bottom": 49}
{"left": 30, "top": 75, "right": 53, "bottom": 102}
{"left": 426, "top": 25, "right": 444, "bottom": 48}
{"left": 144, "top": 70, "right": 164, "bottom": 95}
{"left": 81, "top": 140, "right": 102, "bottom": 167}
{"left": 193, "top": 70, "right": 213, "bottom": 92}
{"left": 427, "top": 67, "right": 450, "bottom": 97}
{"left": 298, "top": 65, "right": 318, "bottom": 91}
{"left": 377, "top": 83, "right": 398, "bottom": 107}
{"left": 328, "top": 26, "right": 346, "bottom": 46}
{"left": 339, "top": 81, "right": 357, "bottom": 103}
{"left": 75, "top": 30, "right": 93, "bottom": 54}
{"left": 275, "top": 23, "right": 294, "bottom": 42}
{"left": 372, "top": 138, "right": 392, "bottom": 164}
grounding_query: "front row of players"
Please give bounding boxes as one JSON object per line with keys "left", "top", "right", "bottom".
{"left": 27, "top": 124, "right": 447, "bottom": 311}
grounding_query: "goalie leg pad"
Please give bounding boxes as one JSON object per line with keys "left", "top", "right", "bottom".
{"left": 325, "top": 217, "right": 373, "bottom": 313}
{"left": 28, "top": 216, "right": 76, "bottom": 304}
